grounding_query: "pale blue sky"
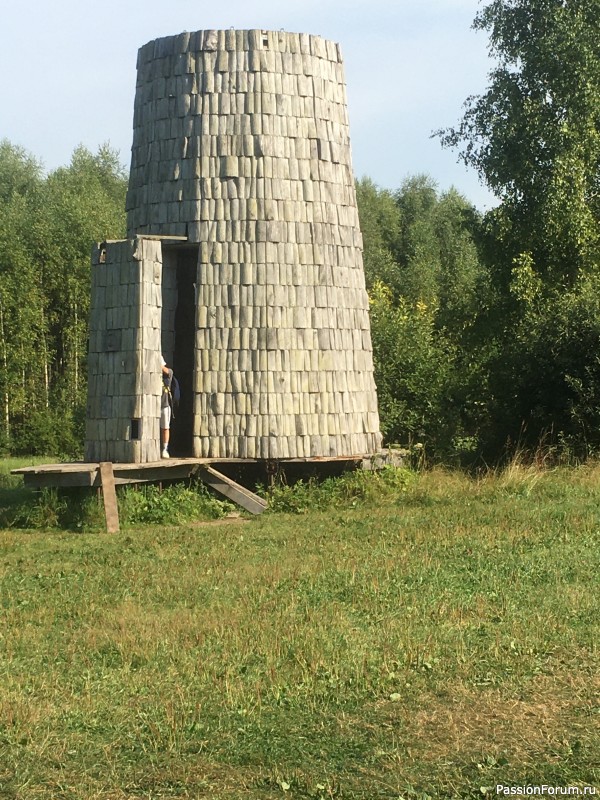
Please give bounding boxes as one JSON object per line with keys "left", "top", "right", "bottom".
{"left": 0, "top": 0, "right": 496, "bottom": 209}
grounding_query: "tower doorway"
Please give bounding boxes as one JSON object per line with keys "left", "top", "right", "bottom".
{"left": 162, "top": 245, "right": 197, "bottom": 458}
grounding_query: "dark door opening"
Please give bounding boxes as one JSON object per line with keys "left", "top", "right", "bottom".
{"left": 169, "top": 248, "right": 197, "bottom": 458}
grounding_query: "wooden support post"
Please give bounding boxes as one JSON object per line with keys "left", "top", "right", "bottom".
{"left": 99, "top": 462, "right": 120, "bottom": 533}
{"left": 196, "top": 465, "right": 267, "bottom": 515}
{"left": 266, "top": 459, "right": 278, "bottom": 489}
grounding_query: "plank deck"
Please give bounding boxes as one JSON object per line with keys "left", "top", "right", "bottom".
{"left": 11, "top": 455, "right": 373, "bottom": 519}
{"left": 12, "top": 454, "right": 364, "bottom": 486}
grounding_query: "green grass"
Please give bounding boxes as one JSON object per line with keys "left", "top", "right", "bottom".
{"left": 0, "top": 463, "right": 599, "bottom": 798}
{"left": 0, "top": 456, "right": 58, "bottom": 529}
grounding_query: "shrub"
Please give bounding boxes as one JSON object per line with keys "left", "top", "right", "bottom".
{"left": 1, "top": 479, "right": 234, "bottom": 531}
{"left": 266, "top": 466, "right": 417, "bottom": 514}
{"left": 118, "top": 481, "right": 233, "bottom": 526}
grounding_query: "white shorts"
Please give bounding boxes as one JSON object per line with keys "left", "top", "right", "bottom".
{"left": 160, "top": 406, "right": 172, "bottom": 430}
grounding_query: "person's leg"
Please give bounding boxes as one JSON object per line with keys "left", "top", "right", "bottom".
{"left": 160, "top": 407, "right": 171, "bottom": 457}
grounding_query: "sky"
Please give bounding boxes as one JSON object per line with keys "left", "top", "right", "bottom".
{"left": 0, "top": 0, "right": 497, "bottom": 210}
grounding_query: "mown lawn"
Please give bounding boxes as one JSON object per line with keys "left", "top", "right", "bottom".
{"left": 0, "top": 464, "right": 599, "bottom": 798}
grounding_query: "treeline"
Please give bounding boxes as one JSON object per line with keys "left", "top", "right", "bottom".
{"left": 2, "top": 0, "right": 600, "bottom": 463}
{"left": 362, "top": 0, "right": 600, "bottom": 463}
{"left": 0, "top": 142, "right": 127, "bottom": 456}
{"left": 361, "top": 174, "right": 600, "bottom": 462}
{"left": 359, "top": 176, "right": 490, "bottom": 460}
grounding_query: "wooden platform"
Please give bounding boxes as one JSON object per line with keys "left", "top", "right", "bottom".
{"left": 11, "top": 453, "right": 402, "bottom": 530}
{"left": 11, "top": 455, "right": 364, "bottom": 489}
{"left": 11, "top": 455, "right": 372, "bottom": 528}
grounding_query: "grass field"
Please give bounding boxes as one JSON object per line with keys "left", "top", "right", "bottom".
{"left": 0, "top": 463, "right": 599, "bottom": 798}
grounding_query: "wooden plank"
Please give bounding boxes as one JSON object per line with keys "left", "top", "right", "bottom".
{"left": 11, "top": 455, "right": 368, "bottom": 491}
{"left": 104, "top": 464, "right": 198, "bottom": 485}
{"left": 21, "top": 471, "right": 97, "bottom": 489}
{"left": 197, "top": 465, "right": 267, "bottom": 515}
{"left": 102, "top": 235, "right": 188, "bottom": 243}
{"left": 12, "top": 463, "right": 98, "bottom": 475}
{"left": 99, "top": 462, "right": 120, "bottom": 533}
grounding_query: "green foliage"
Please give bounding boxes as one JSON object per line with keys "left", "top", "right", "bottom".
{"left": 433, "top": 0, "right": 600, "bottom": 461}
{"left": 433, "top": 188, "right": 488, "bottom": 332}
{"left": 369, "top": 282, "right": 455, "bottom": 448}
{"left": 0, "top": 480, "right": 233, "bottom": 531}
{"left": 0, "top": 486, "right": 105, "bottom": 531}
{"left": 484, "top": 274, "right": 600, "bottom": 457}
{"left": 0, "top": 140, "right": 43, "bottom": 201}
{"left": 10, "top": 405, "right": 85, "bottom": 460}
{"left": 360, "top": 175, "right": 486, "bottom": 325}
{"left": 393, "top": 175, "right": 441, "bottom": 305}
{"left": 266, "top": 465, "right": 416, "bottom": 513}
{"left": 356, "top": 179, "right": 490, "bottom": 459}
{"left": 17, "top": 487, "right": 72, "bottom": 530}
{"left": 0, "top": 140, "right": 127, "bottom": 456}
{"left": 36, "top": 145, "right": 127, "bottom": 419}
{"left": 355, "top": 176, "right": 403, "bottom": 293}
{"left": 439, "top": 0, "right": 600, "bottom": 286}
{"left": 0, "top": 458, "right": 50, "bottom": 528}
{"left": 119, "top": 482, "right": 233, "bottom": 526}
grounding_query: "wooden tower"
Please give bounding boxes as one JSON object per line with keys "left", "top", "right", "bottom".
{"left": 85, "top": 30, "right": 382, "bottom": 463}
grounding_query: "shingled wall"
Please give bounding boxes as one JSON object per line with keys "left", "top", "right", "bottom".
{"left": 85, "top": 238, "right": 163, "bottom": 463}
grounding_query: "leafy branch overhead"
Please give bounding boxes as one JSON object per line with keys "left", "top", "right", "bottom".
{"left": 438, "top": 0, "right": 600, "bottom": 286}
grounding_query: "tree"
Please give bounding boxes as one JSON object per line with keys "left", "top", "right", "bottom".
{"left": 355, "top": 177, "right": 402, "bottom": 293}
{"left": 0, "top": 141, "right": 43, "bottom": 201}
{"left": 0, "top": 141, "right": 127, "bottom": 455}
{"left": 0, "top": 142, "right": 48, "bottom": 447}
{"left": 369, "top": 281, "right": 454, "bottom": 448}
{"left": 356, "top": 177, "right": 490, "bottom": 458}
{"left": 39, "top": 145, "right": 127, "bottom": 413}
{"left": 439, "top": 0, "right": 600, "bottom": 287}
{"left": 433, "top": 0, "right": 600, "bottom": 459}
{"left": 393, "top": 175, "right": 441, "bottom": 307}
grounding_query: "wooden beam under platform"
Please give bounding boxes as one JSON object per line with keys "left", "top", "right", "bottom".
{"left": 99, "top": 462, "right": 120, "bottom": 533}
{"left": 195, "top": 465, "right": 267, "bottom": 515}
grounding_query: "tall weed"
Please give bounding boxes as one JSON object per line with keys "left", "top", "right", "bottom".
{"left": 119, "top": 482, "right": 232, "bottom": 525}
{"left": 0, "top": 477, "right": 233, "bottom": 531}
{"left": 266, "top": 465, "right": 416, "bottom": 513}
